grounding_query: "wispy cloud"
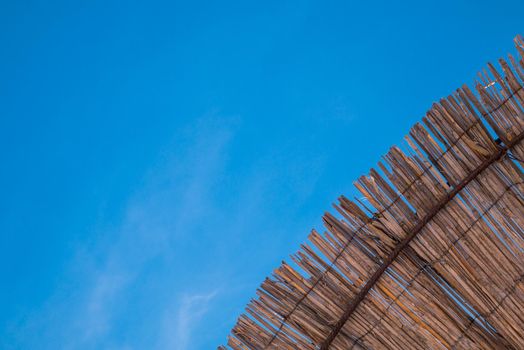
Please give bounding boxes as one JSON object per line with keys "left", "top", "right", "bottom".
{"left": 8, "top": 114, "right": 237, "bottom": 350}
{"left": 82, "top": 270, "right": 131, "bottom": 342}
{"left": 167, "top": 290, "right": 219, "bottom": 350}
{"left": 72, "top": 115, "right": 235, "bottom": 347}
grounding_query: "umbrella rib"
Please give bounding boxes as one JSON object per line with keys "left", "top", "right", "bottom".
{"left": 319, "top": 125, "right": 524, "bottom": 350}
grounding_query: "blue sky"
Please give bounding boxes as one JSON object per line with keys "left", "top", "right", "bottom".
{"left": 1, "top": 1, "right": 523, "bottom": 349}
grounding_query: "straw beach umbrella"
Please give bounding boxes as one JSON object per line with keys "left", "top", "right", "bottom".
{"left": 221, "top": 35, "right": 524, "bottom": 350}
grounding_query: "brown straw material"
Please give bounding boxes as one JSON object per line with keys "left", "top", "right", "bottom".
{"left": 221, "top": 35, "right": 524, "bottom": 349}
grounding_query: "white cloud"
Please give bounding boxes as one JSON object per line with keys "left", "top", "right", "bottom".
{"left": 71, "top": 116, "right": 235, "bottom": 346}
{"left": 82, "top": 270, "right": 131, "bottom": 342}
{"left": 9, "top": 115, "right": 236, "bottom": 350}
{"left": 168, "top": 290, "right": 218, "bottom": 350}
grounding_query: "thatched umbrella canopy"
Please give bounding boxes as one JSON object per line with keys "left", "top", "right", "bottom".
{"left": 221, "top": 35, "right": 524, "bottom": 350}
